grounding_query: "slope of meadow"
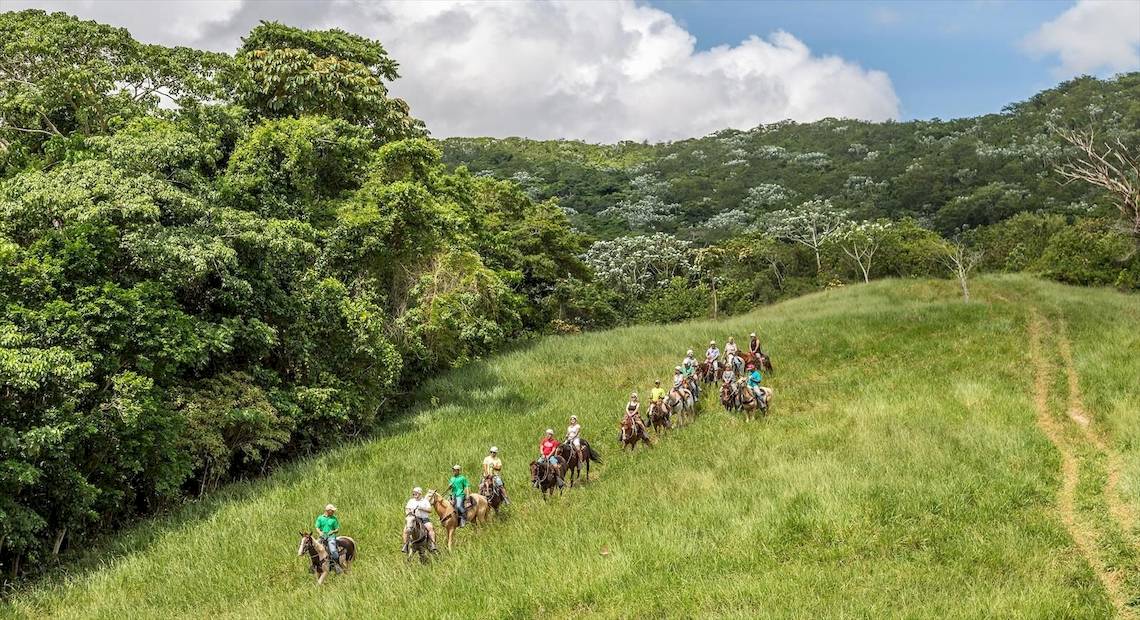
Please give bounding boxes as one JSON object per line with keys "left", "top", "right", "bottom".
{"left": 5, "top": 275, "right": 1138, "bottom": 619}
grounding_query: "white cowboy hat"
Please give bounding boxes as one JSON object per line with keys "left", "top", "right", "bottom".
{"left": 686, "top": 349, "right": 693, "bottom": 355}
{"left": 452, "top": 464, "right": 461, "bottom": 470}
{"left": 654, "top": 379, "right": 661, "bottom": 384}
{"left": 709, "top": 340, "right": 716, "bottom": 345}
{"left": 569, "top": 415, "right": 577, "bottom": 421}
{"left": 630, "top": 392, "right": 638, "bottom": 398}
{"left": 490, "top": 446, "right": 498, "bottom": 453}
{"left": 412, "top": 487, "right": 422, "bottom": 495}
{"left": 545, "top": 428, "right": 554, "bottom": 434}
{"left": 325, "top": 504, "right": 336, "bottom": 512}
{"left": 750, "top": 332, "right": 756, "bottom": 337}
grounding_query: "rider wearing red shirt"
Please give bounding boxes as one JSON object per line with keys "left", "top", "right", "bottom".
{"left": 538, "top": 428, "right": 564, "bottom": 487}
{"left": 540, "top": 429, "right": 560, "bottom": 462}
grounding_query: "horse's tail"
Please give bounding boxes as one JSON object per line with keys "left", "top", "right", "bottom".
{"left": 588, "top": 445, "right": 602, "bottom": 464}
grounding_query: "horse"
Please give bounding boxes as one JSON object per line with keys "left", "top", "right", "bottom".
{"left": 556, "top": 439, "right": 601, "bottom": 487}
{"left": 618, "top": 414, "right": 649, "bottom": 451}
{"left": 425, "top": 489, "right": 490, "bottom": 550}
{"left": 479, "top": 475, "right": 505, "bottom": 513}
{"left": 743, "top": 351, "right": 774, "bottom": 375}
{"left": 720, "top": 380, "right": 740, "bottom": 412}
{"left": 666, "top": 387, "right": 694, "bottom": 427}
{"left": 685, "top": 375, "right": 701, "bottom": 402}
{"left": 297, "top": 531, "right": 356, "bottom": 584}
{"left": 647, "top": 399, "right": 672, "bottom": 433}
{"left": 530, "top": 458, "right": 563, "bottom": 500}
{"left": 404, "top": 517, "right": 431, "bottom": 564}
{"left": 737, "top": 384, "right": 773, "bottom": 421}
{"left": 697, "top": 360, "right": 719, "bottom": 384}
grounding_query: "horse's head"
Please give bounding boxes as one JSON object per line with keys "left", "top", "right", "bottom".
{"left": 425, "top": 489, "right": 439, "bottom": 505}
{"left": 297, "top": 531, "right": 314, "bottom": 556}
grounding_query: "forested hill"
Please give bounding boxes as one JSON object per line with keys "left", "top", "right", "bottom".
{"left": 439, "top": 74, "right": 1140, "bottom": 241}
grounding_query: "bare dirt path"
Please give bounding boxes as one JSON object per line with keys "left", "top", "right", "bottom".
{"left": 1028, "top": 311, "right": 1135, "bottom": 618}
{"left": 1055, "top": 319, "right": 1138, "bottom": 550}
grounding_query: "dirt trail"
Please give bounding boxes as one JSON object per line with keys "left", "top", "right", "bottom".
{"left": 1055, "top": 319, "right": 1138, "bottom": 548}
{"left": 1028, "top": 311, "right": 1134, "bottom": 618}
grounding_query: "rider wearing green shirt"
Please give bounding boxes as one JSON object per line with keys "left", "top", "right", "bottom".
{"left": 449, "top": 465, "right": 472, "bottom": 526}
{"left": 315, "top": 504, "right": 343, "bottom": 574}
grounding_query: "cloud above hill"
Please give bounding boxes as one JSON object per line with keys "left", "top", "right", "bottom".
{"left": 1022, "top": 0, "right": 1140, "bottom": 77}
{"left": 8, "top": 0, "right": 901, "bottom": 141}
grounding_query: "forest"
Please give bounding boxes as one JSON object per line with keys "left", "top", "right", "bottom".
{"left": 1, "top": 9, "right": 1137, "bottom": 582}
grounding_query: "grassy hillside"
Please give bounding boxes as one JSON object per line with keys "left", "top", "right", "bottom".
{"left": 5, "top": 275, "right": 1138, "bottom": 619}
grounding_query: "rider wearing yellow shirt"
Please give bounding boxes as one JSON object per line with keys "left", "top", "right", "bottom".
{"left": 481, "top": 446, "right": 510, "bottom": 505}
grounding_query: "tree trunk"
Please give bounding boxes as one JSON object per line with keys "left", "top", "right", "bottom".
{"left": 710, "top": 277, "right": 717, "bottom": 319}
{"left": 52, "top": 527, "right": 67, "bottom": 557}
{"left": 813, "top": 248, "right": 822, "bottom": 273}
{"left": 957, "top": 268, "right": 971, "bottom": 302}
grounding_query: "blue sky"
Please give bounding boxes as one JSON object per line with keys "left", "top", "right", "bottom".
{"left": 653, "top": 0, "right": 1089, "bottom": 120}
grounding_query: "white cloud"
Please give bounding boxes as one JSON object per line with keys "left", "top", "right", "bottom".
{"left": 1022, "top": 0, "right": 1140, "bottom": 77}
{"left": 6, "top": 0, "right": 901, "bottom": 142}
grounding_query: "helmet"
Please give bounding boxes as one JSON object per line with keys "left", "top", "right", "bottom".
{"left": 412, "top": 487, "right": 422, "bottom": 495}
{"left": 747, "top": 364, "right": 755, "bottom": 370}
{"left": 654, "top": 379, "right": 661, "bottom": 385}
{"left": 490, "top": 446, "right": 498, "bottom": 453}
{"left": 325, "top": 504, "right": 336, "bottom": 512}
{"left": 452, "top": 464, "right": 461, "bottom": 471}
{"left": 545, "top": 428, "right": 554, "bottom": 435}
{"left": 686, "top": 349, "right": 694, "bottom": 356}
{"left": 630, "top": 392, "right": 638, "bottom": 398}
{"left": 570, "top": 415, "right": 578, "bottom": 422}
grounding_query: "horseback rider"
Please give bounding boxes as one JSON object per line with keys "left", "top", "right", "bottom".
{"left": 448, "top": 465, "right": 472, "bottom": 527}
{"left": 401, "top": 487, "right": 438, "bottom": 553}
{"left": 315, "top": 504, "right": 344, "bottom": 574}
{"left": 682, "top": 351, "right": 699, "bottom": 399}
{"left": 725, "top": 336, "right": 738, "bottom": 358}
{"left": 482, "top": 446, "right": 510, "bottom": 505}
{"left": 650, "top": 379, "right": 667, "bottom": 414}
{"left": 746, "top": 363, "right": 766, "bottom": 406}
{"left": 623, "top": 392, "right": 649, "bottom": 441}
{"left": 539, "top": 429, "right": 564, "bottom": 486}
{"left": 749, "top": 332, "right": 762, "bottom": 357}
{"left": 705, "top": 340, "right": 721, "bottom": 375}
{"left": 672, "top": 366, "right": 691, "bottom": 401}
{"left": 565, "top": 415, "right": 585, "bottom": 465}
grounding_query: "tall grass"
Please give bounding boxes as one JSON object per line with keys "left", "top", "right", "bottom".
{"left": 5, "top": 275, "right": 1136, "bottom": 619}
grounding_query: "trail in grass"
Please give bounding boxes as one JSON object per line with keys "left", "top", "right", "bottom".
{"left": 1055, "top": 319, "right": 1139, "bottom": 551}
{"left": 1029, "top": 310, "right": 1136, "bottom": 618}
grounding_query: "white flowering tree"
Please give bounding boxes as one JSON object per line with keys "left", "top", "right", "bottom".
{"left": 833, "top": 220, "right": 893, "bottom": 283}
{"left": 762, "top": 200, "right": 849, "bottom": 273}
{"left": 582, "top": 233, "right": 692, "bottom": 298}
{"left": 743, "top": 183, "right": 796, "bottom": 210}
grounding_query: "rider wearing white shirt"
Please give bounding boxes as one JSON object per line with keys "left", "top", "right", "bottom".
{"left": 402, "top": 487, "right": 437, "bottom": 552}
{"left": 566, "top": 415, "right": 584, "bottom": 463}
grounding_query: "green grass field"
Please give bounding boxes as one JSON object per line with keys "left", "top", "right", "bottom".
{"left": 5, "top": 275, "right": 1138, "bottom": 619}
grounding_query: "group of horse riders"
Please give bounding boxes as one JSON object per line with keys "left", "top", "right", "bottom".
{"left": 619, "top": 332, "right": 769, "bottom": 443}
{"left": 310, "top": 335, "right": 768, "bottom": 568}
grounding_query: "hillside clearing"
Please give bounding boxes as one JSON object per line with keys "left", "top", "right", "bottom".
{"left": 5, "top": 275, "right": 1138, "bottom": 619}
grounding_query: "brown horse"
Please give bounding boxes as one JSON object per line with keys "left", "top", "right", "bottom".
{"left": 530, "top": 458, "right": 563, "bottom": 499}
{"left": 696, "top": 360, "right": 719, "bottom": 384}
{"left": 556, "top": 439, "right": 601, "bottom": 487}
{"left": 479, "top": 475, "right": 505, "bottom": 513}
{"left": 425, "top": 489, "right": 489, "bottom": 550}
{"left": 297, "top": 532, "right": 356, "bottom": 584}
{"left": 720, "top": 380, "right": 740, "bottom": 412}
{"left": 743, "top": 351, "right": 774, "bottom": 375}
{"left": 618, "top": 414, "right": 650, "bottom": 450}
{"left": 647, "top": 399, "right": 672, "bottom": 433}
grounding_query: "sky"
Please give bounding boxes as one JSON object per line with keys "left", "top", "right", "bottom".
{"left": 6, "top": 0, "right": 1140, "bottom": 142}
